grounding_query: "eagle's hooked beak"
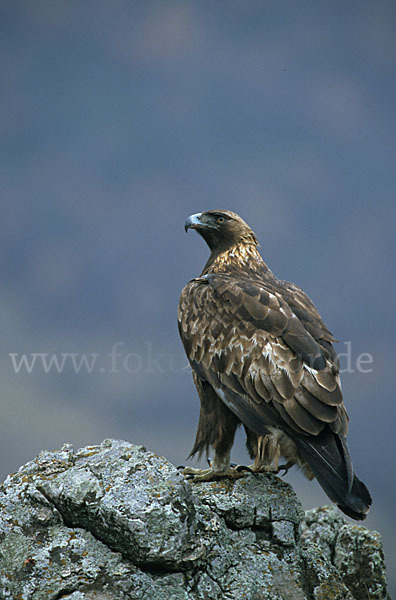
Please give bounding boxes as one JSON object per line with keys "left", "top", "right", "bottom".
{"left": 184, "top": 213, "right": 203, "bottom": 233}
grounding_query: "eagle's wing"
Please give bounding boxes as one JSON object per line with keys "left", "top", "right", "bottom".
{"left": 178, "top": 273, "right": 347, "bottom": 439}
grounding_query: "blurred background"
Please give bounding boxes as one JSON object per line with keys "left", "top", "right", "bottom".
{"left": 1, "top": 0, "right": 395, "bottom": 592}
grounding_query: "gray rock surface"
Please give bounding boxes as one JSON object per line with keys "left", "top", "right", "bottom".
{"left": 0, "top": 439, "right": 389, "bottom": 599}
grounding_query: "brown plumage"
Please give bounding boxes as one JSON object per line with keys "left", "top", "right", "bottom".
{"left": 178, "top": 209, "right": 371, "bottom": 520}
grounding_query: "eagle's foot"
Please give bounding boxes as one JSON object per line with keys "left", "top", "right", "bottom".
{"left": 248, "top": 461, "right": 294, "bottom": 476}
{"left": 180, "top": 465, "right": 246, "bottom": 482}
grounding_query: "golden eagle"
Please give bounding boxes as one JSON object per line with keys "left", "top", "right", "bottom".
{"left": 178, "top": 209, "right": 371, "bottom": 520}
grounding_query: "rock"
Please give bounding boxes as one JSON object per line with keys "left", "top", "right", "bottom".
{"left": 0, "top": 439, "right": 389, "bottom": 599}
{"left": 302, "top": 506, "right": 390, "bottom": 600}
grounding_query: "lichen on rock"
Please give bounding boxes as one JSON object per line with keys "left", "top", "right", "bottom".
{"left": 0, "top": 439, "right": 389, "bottom": 599}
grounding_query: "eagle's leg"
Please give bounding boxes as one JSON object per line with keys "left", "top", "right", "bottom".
{"left": 245, "top": 429, "right": 294, "bottom": 475}
{"left": 181, "top": 378, "right": 245, "bottom": 482}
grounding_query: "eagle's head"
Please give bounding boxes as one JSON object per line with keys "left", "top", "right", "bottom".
{"left": 185, "top": 210, "right": 258, "bottom": 251}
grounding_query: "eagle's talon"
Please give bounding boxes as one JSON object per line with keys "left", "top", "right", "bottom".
{"left": 236, "top": 464, "right": 255, "bottom": 475}
{"left": 276, "top": 461, "right": 294, "bottom": 476}
{"left": 176, "top": 465, "right": 186, "bottom": 470}
{"left": 242, "top": 465, "right": 259, "bottom": 477}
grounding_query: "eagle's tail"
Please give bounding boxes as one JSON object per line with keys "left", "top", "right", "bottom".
{"left": 294, "top": 428, "right": 372, "bottom": 520}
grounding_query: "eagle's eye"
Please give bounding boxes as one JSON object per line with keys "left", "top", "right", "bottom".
{"left": 216, "top": 216, "right": 225, "bottom": 223}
